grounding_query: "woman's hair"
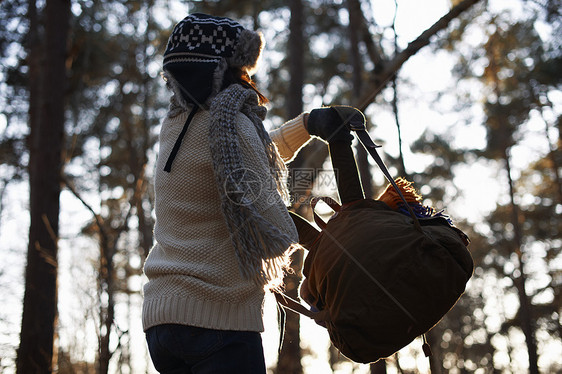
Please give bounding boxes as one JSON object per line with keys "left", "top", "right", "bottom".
{"left": 222, "top": 67, "right": 269, "bottom": 105}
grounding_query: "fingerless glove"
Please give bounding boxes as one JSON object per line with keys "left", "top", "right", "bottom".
{"left": 307, "top": 106, "right": 365, "bottom": 144}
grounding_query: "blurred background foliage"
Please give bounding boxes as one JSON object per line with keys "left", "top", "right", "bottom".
{"left": 0, "top": 0, "right": 560, "bottom": 373}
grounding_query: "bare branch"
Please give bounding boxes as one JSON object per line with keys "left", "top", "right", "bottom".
{"left": 350, "top": 0, "right": 387, "bottom": 70}
{"left": 61, "top": 174, "right": 108, "bottom": 240}
{"left": 355, "top": 0, "right": 483, "bottom": 111}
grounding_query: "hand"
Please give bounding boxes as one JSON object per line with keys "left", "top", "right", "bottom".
{"left": 305, "top": 106, "right": 365, "bottom": 144}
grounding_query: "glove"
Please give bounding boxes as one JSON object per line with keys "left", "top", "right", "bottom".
{"left": 306, "top": 106, "right": 365, "bottom": 144}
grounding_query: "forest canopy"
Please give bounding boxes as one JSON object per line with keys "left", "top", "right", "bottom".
{"left": 0, "top": 0, "right": 560, "bottom": 373}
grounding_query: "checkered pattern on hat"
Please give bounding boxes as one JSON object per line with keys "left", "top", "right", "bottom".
{"left": 164, "top": 13, "right": 244, "bottom": 68}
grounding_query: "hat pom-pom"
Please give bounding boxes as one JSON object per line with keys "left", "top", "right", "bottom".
{"left": 230, "top": 29, "right": 264, "bottom": 75}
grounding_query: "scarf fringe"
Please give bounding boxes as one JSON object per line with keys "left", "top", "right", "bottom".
{"left": 209, "top": 84, "right": 297, "bottom": 289}
{"left": 219, "top": 186, "right": 299, "bottom": 289}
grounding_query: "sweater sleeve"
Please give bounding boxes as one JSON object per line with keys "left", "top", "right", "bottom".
{"left": 269, "top": 113, "right": 312, "bottom": 163}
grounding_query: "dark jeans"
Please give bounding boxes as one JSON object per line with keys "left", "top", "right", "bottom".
{"left": 146, "top": 324, "right": 267, "bottom": 374}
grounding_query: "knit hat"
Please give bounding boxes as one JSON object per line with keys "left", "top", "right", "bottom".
{"left": 163, "top": 13, "right": 264, "bottom": 109}
{"left": 162, "top": 13, "right": 264, "bottom": 172}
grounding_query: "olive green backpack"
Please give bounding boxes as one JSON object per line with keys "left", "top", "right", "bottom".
{"left": 276, "top": 121, "right": 473, "bottom": 364}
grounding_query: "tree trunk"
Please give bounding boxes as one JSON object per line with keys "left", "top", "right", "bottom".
{"left": 541, "top": 108, "right": 562, "bottom": 204}
{"left": 97, "top": 232, "right": 115, "bottom": 374}
{"left": 137, "top": 0, "right": 155, "bottom": 262}
{"left": 287, "top": 0, "right": 304, "bottom": 120}
{"left": 347, "top": 0, "right": 363, "bottom": 96}
{"left": 427, "top": 329, "right": 442, "bottom": 374}
{"left": 277, "top": 0, "right": 305, "bottom": 372}
{"left": 556, "top": 110, "right": 562, "bottom": 148}
{"left": 347, "top": 0, "right": 375, "bottom": 199}
{"left": 485, "top": 29, "right": 540, "bottom": 374}
{"left": 370, "top": 360, "right": 387, "bottom": 374}
{"left": 392, "top": 77, "right": 408, "bottom": 178}
{"left": 503, "top": 148, "right": 539, "bottom": 374}
{"left": 17, "top": 0, "right": 70, "bottom": 372}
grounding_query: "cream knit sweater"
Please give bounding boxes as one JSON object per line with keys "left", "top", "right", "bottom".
{"left": 142, "top": 110, "right": 311, "bottom": 332}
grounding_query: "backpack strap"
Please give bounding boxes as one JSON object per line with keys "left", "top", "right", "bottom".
{"left": 328, "top": 141, "right": 365, "bottom": 203}
{"left": 288, "top": 211, "right": 320, "bottom": 248}
{"left": 274, "top": 292, "right": 329, "bottom": 323}
{"left": 273, "top": 291, "right": 329, "bottom": 353}
{"left": 352, "top": 128, "right": 423, "bottom": 232}
{"left": 311, "top": 196, "right": 341, "bottom": 230}
{"left": 274, "top": 292, "right": 316, "bottom": 318}
{"left": 324, "top": 114, "right": 422, "bottom": 232}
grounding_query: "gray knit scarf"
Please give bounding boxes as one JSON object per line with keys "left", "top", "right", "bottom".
{"left": 208, "top": 84, "right": 297, "bottom": 288}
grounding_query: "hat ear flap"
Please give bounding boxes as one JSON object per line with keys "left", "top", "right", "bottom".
{"left": 289, "top": 211, "right": 321, "bottom": 249}
{"left": 164, "top": 59, "right": 218, "bottom": 108}
{"left": 230, "top": 29, "right": 264, "bottom": 74}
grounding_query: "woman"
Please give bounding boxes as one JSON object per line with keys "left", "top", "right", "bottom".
{"left": 143, "top": 13, "right": 359, "bottom": 373}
